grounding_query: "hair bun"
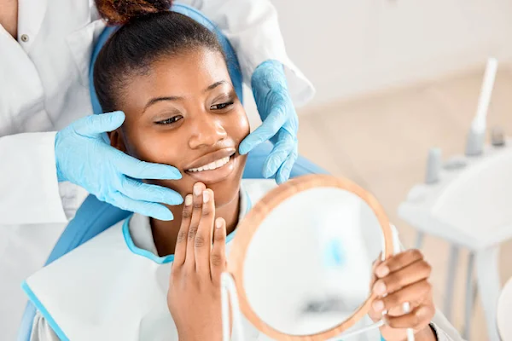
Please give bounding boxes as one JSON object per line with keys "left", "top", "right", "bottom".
{"left": 96, "top": 0, "right": 173, "bottom": 25}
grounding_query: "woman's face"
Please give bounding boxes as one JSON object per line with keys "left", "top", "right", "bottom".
{"left": 110, "top": 48, "right": 249, "bottom": 208}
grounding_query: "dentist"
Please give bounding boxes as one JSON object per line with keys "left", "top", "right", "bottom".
{"left": 0, "top": 0, "right": 314, "bottom": 339}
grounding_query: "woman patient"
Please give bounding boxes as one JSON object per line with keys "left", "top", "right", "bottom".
{"left": 25, "top": 2, "right": 463, "bottom": 340}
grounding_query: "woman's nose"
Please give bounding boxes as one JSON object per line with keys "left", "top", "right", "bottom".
{"left": 188, "top": 114, "right": 227, "bottom": 149}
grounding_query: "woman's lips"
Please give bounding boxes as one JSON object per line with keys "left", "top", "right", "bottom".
{"left": 185, "top": 154, "right": 237, "bottom": 184}
{"left": 185, "top": 148, "right": 236, "bottom": 170}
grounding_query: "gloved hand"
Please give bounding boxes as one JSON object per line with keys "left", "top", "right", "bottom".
{"left": 55, "top": 111, "right": 183, "bottom": 220}
{"left": 239, "top": 60, "right": 298, "bottom": 184}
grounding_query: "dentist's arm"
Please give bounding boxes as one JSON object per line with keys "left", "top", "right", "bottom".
{"left": 0, "top": 112, "right": 183, "bottom": 225}
{"left": 0, "top": 132, "right": 70, "bottom": 225}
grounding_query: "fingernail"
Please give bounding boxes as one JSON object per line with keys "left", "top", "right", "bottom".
{"left": 185, "top": 194, "right": 192, "bottom": 206}
{"left": 193, "top": 183, "right": 202, "bottom": 196}
{"left": 215, "top": 218, "right": 223, "bottom": 229}
{"left": 372, "top": 300, "right": 384, "bottom": 312}
{"left": 376, "top": 266, "right": 389, "bottom": 278}
{"left": 203, "top": 190, "right": 210, "bottom": 203}
{"left": 374, "top": 280, "right": 387, "bottom": 295}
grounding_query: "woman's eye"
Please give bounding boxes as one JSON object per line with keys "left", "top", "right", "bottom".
{"left": 210, "top": 102, "right": 234, "bottom": 110}
{"left": 155, "top": 115, "right": 182, "bottom": 125}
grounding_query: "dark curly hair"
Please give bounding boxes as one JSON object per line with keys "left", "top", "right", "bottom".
{"left": 95, "top": 0, "right": 172, "bottom": 25}
{"left": 93, "top": 0, "right": 226, "bottom": 112}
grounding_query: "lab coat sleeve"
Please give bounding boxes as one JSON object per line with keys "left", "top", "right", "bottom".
{"left": 431, "top": 310, "right": 466, "bottom": 341}
{"left": 29, "top": 312, "right": 60, "bottom": 341}
{"left": 180, "top": 0, "right": 315, "bottom": 107}
{"left": 0, "top": 132, "right": 69, "bottom": 225}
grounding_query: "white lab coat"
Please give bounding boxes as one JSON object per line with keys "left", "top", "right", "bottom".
{"left": 0, "top": 1, "right": 315, "bottom": 339}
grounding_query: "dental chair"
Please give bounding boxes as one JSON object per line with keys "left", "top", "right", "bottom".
{"left": 18, "top": 4, "right": 326, "bottom": 341}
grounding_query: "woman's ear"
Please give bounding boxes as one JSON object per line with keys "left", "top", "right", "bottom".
{"left": 108, "top": 129, "right": 127, "bottom": 153}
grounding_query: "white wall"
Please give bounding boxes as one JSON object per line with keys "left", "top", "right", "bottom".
{"left": 270, "top": 0, "right": 512, "bottom": 108}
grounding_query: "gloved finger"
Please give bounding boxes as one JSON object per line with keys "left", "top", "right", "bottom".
{"left": 111, "top": 192, "right": 174, "bottom": 221}
{"left": 239, "top": 105, "right": 288, "bottom": 155}
{"left": 122, "top": 177, "right": 183, "bottom": 206}
{"left": 262, "top": 129, "right": 295, "bottom": 179}
{"left": 73, "top": 111, "right": 125, "bottom": 137}
{"left": 276, "top": 147, "right": 297, "bottom": 184}
{"left": 112, "top": 150, "right": 182, "bottom": 180}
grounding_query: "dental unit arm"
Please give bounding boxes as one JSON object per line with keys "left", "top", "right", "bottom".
{"left": 398, "top": 57, "right": 512, "bottom": 341}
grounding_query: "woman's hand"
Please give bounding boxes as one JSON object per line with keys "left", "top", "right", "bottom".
{"left": 368, "top": 250, "right": 437, "bottom": 341}
{"left": 167, "top": 182, "right": 227, "bottom": 341}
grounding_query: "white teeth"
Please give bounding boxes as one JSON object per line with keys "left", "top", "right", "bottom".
{"left": 188, "top": 156, "right": 230, "bottom": 172}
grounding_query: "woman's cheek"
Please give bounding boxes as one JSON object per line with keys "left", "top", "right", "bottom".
{"left": 230, "top": 111, "right": 250, "bottom": 142}
{"left": 128, "top": 127, "right": 164, "bottom": 162}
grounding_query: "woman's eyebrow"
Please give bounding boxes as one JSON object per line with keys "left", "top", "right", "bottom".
{"left": 143, "top": 96, "right": 183, "bottom": 113}
{"left": 142, "top": 81, "right": 229, "bottom": 113}
{"left": 204, "top": 80, "right": 228, "bottom": 92}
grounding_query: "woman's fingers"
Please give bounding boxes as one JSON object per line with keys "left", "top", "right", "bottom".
{"left": 368, "top": 256, "right": 385, "bottom": 321}
{"left": 211, "top": 218, "right": 227, "bottom": 284}
{"left": 375, "top": 249, "right": 425, "bottom": 278}
{"left": 372, "top": 280, "right": 432, "bottom": 315}
{"left": 173, "top": 194, "right": 193, "bottom": 266}
{"left": 370, "top": 255, "right": 383, "bottom": 286}
{"left": 185, "top": 182, "right": 206, "bottom": 268}
{"left": 195, "top": 189, "right": 216, "bottom": 274}
{"left": 384, "top": 303, "right": 435, "bottom": 330}
{"left": 373, "top": 255, "right": 431, "bottom": 296}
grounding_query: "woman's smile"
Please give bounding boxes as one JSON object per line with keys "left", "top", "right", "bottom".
{"left": 185, "top": 153, "right": 238, "bottom": 184}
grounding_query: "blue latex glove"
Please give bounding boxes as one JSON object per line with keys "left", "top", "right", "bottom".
{"left": 55, "top": 111, "right": 183, "bottom": 220}
{"left": 239, "top": 60, "right": 298, "bottom": 184}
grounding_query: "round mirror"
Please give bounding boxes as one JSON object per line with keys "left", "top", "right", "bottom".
{"left": 228, "top": 175, "right": 394, "bottom": 340}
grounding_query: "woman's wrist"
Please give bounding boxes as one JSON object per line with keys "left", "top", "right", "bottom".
{"left": 178, "top": 330, "right": 222, "bottom": 341}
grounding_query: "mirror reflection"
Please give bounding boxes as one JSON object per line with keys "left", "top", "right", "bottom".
{"left": 243, "top": 187, "right": 384, "bottom": 336}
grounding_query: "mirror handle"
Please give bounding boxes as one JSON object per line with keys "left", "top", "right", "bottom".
{"left": 390, "top": 224, "right": 415, "bottom": 341}
{"left": 221, "top": 272, "right": 245, "bottom": 341}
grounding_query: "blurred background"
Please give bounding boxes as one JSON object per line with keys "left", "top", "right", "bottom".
{"left": 243, "top": 0, "right": 512, "bottom": 339}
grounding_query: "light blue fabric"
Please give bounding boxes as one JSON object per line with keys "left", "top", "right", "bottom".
{"left": 18, "top": 4, "right": 327, "bottom": 340}
{"left": 122, "top": 215, "right": 175, "bottom": 264}
{"left": 239, "top": 60, "right": 299, "bottom": 184}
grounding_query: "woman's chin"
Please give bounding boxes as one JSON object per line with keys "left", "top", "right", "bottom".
{"left": 209, "top": 182, "right": 242, "bottom": 209}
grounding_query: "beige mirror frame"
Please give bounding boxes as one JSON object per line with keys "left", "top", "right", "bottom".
{"left": 227, "top": 174, "right": 394, "bottom": 341}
